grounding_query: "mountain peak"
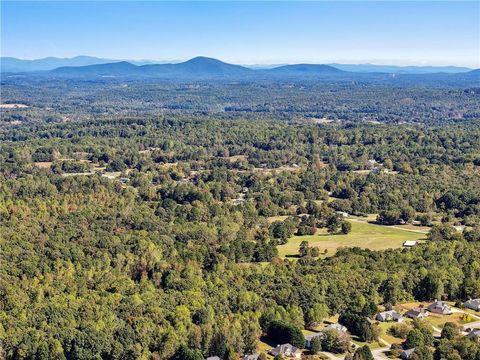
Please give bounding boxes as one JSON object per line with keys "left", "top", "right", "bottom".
{"left": 185, "top": 56, "right": 224, "bottom": 64}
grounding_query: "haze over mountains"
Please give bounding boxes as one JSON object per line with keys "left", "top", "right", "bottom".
{"left": 0, "top": 56, "right": 159, "bottom": 73}
{"left": 1, "top": 55, "right": 475, "bottom": 74}
{"left": 1, "top": 56, "right": 478, "bottom": 85}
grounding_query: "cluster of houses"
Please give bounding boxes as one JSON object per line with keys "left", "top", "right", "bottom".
{"left": 207, "top": 299, "right": 480, "bottom": 360}
{"left": 376, "top": 299, "right": 480, "bottom": 359}
{"left": 375, "top": 300, "right": 453, "bottom": 325}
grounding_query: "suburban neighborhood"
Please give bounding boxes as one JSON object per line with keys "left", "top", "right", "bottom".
{"left": 203, "top": 299, "right": 480, "bottom": 359}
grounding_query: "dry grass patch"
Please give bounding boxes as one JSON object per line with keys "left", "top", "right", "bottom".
{"left": 277, "top": 221, "right": 426, "bottom": 258}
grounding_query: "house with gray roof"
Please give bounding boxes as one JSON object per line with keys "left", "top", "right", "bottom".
{"left": 427, "top": 300, "right": 452, "bottom": 315}
{"left": 464, "top": 299, "right": 480, "bottom": 311}
{"left": 269, "top": 343, "right": 302, "bottom": 359}
{"left": 400, "top": 348, "right": 415, "bottom": 359}
{"left": 376, "top": 310, "right": 404, "bottom": 322}
{"left": 405, "top": 307, "right": 429, "bottom": 319}
{"left": 468, "top": 329, "right": 480, "bottom": 339}
{"left": 325, "top": 323, "right": 347, "bottom": 332}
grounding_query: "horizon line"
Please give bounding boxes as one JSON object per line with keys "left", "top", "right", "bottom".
{"left": 1, "top": 55, "right": 476, "bottom": 69}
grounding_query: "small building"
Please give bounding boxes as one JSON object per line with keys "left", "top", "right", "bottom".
{"left": 325, "top": 323, "right": 348, "bottom": 332}
{"left": 405, "top": 307, "right": 429, "bottom": 319}
{"left": 336, "top": 211, "right": 349, "bottom": 218}
{"left": 269, "top": 343, "right": 302, "bottom": 359}
{"left": 464, "top": 299, "right": 480, "bottom": 311}
{"left": 400, "top": 348, "right": 416, "bottom": 359}
{"left": 206, "top": 357, "right": 221, "bottom": 360}
{"left": 427, "top": 300, "right": 452, "bottom": 315}
{"left": 454, "top": 225, "right": 465, "bottom": 232}
{"left": 403, "top": 240, "right": 417, "bottom": 247}
{"left": 376, "top": 310, "right": 404, "bottom": 322}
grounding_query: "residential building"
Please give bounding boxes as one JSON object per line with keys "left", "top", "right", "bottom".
{"left": 464, "top": 299, "right": 480, "bottom": 311}
{"left": 427, "top": 300, "right": 452, "bottom": 315}
{"left": 400, "top": 348, "right": 415, "bottom": 359}
{"left": 405, "top": 307, "right": 429, "bottom": 319}
{"left": 376, "top": 310, "right": 404, "bottom": 322}
{"left": 269, "top": 343, "right": 302, "bottom": 359}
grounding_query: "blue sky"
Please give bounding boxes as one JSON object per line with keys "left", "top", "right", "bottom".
{"left": 2, "top": 1, "right": 479, "bottom": 67}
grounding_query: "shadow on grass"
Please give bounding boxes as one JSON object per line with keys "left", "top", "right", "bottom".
{"left": 259, "top": 335, "right": 277, "bottom": 348}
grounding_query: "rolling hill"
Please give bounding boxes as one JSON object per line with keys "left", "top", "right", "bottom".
{"left": 267, "top": 63, "right": 344, "bottom": 76}
{"left": 52, "top": 57, "right": 253, "bottom": 78}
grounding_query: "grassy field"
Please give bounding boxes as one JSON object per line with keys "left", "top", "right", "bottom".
{"left": 377, "top": 321, "right": 406, "bottom": 345}
{"left": 277, "top": 221, "right": 427, "bottom": 258}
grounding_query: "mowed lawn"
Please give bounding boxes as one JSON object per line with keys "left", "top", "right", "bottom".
{"left": 277, "top": 221, "right": 427, "bottom": 258}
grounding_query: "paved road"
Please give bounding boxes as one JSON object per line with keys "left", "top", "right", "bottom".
{"left": 320, "top": 340, "right": 391, "bottom": 360}
{"left": 347, "top": 218, "right": 429, "bottom": 234}
{"left": 463, "top": 320, "right": 480, "bottom": 331}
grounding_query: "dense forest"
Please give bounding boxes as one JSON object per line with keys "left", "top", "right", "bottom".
{"left": 1, "top": 78, "right": 480, "bottom": 125}
{"left": 1, "top": 79, "right": 480, "bottom": 360}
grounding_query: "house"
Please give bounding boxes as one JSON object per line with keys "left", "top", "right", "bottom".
{"left": 405, "top": 307, "right": 429, "bottom": 319}
{"left": 336, "top": 211, "right": 349, "bottom": 218}
{"left": 206, "top": 357, "right": 221, "bottom": 360}
{"left": 403, "top": 240, "right": 417, "bottom": 247}
{"left": 305, "top": 333, "right": 323, "bottom": 348}
{"left": 454, "top": 225, "right": 465, "bottom": 232}
{"left": 325, "top": 323, "right": 348, "bottom": 332}
{"left": 400, "top": 348, "right": 416, "bottom": 359}
{"left": 427, "top": 300, "right": 452, "bottom": 315}
{"left": 269, "top": 343, "right": 302, "bottom": 359}
{"left": 240, "top": 355, "right": 260, "bottom": 360}
{"left": 464, "top": 299, "right": 480, "bottom": 311}
{"left": 376, "top": 310, "right": 404, "bottom": 322}
{"left": 467, "top": 329, "right": 480, "bottom": 339}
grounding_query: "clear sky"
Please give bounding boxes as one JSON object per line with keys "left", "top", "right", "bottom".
{"left": 2, "top": 1, "right": 479, "bottom": 67}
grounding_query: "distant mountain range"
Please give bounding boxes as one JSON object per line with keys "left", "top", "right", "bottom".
{"left": 1, "top": 55, "right": 475, "bottom": 75}
{"left": 48, "top": 57, "right": 345, "bottom": 79}
{"left": 1, "top": 56, "right": 478, "bottom": 82}
{"left": 328, "top": 63, "right": 472, "bottom": 74}
{"left": 0, "top": 56, "right": 158, "bottom": 73}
